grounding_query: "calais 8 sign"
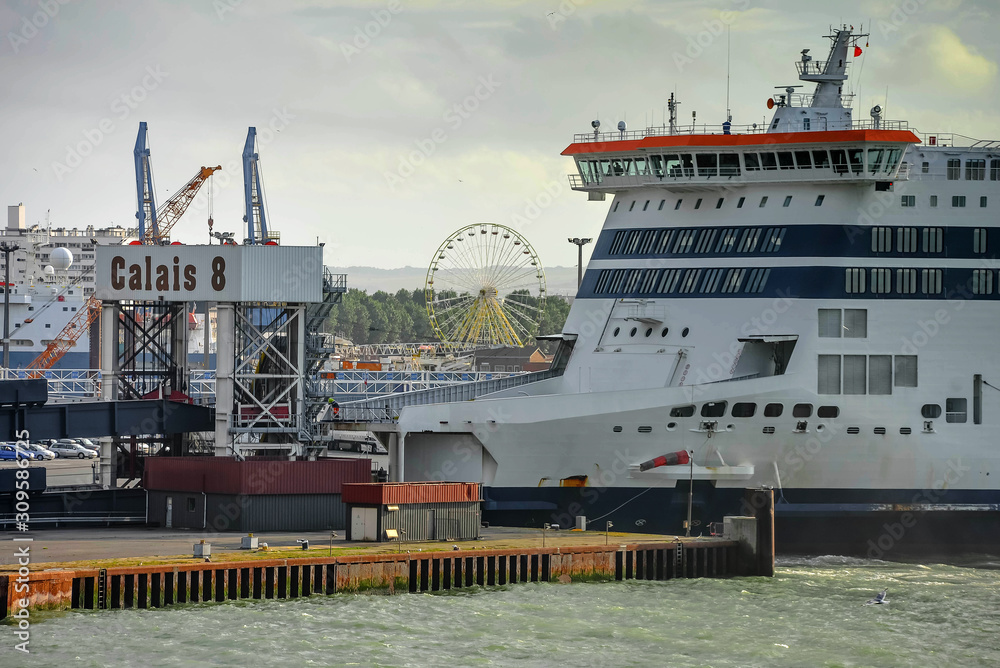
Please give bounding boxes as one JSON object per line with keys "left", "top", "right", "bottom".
{"left": 95, "top": 245, "right": 323, "bottom": 303}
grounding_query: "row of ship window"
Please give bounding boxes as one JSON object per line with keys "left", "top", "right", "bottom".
{"left": 613, "top": 194, "right": 810, "bottom": 214}
{"left": 613, "top": 399, "right": 967, "bottom": 431}
{"left": 942, "top": 158, "right": 1000, "bottom": 181}
{"left": 594, "top": 267, "right": 771, "bottom": 295}
{"left": 901, "top": 195, "right": 988, "bottom": 208}
{"left": 845, "top": 268, "right": 997, "bottom": 295}
{"left": 608, "top": 226, "right": 786, "bottom": 255}
{"left": 578, "top": 146, "right": 904, "bottom": 182}
{"left": 817, "top": 354, "right": 917, "bottom": 395}
{"left": 869, "top": 227, "right": 991, "bottom": 254}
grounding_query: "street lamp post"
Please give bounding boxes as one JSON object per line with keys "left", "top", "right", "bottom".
{"left": 567, "top": 237, "right": 592, "bottom": 289}
{"left": 0, "top": 243, "right": 21, "bottom": 369}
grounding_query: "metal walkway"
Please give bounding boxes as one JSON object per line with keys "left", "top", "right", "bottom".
{"left": 332, "top": 369, "right": 560, "bottom": 422}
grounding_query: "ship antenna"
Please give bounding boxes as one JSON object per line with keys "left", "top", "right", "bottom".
{"left": 725, "top": 23, "right": 732, "bottom": 123}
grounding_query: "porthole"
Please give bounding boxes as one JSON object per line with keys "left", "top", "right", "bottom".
{"left": 613, "top": 327, "right": 620, "bottom": 337}
{"left": 630, "top": 327, "right": 637, "bottom": 337}
{"left": 645, "top": 328, "right": 652, "bottom": 337}
{"left": 725, "top": 424, "right": 735, "bottom": 431}
{"left": 666, "top": 422, "right": 677, "bottom": 430}
{"left": 612, "top": 426, "right": 623, "bottom": 433}
{"left": 638, "top": 426, "right": 653, "bottom": 433}
{"left": 661, "top": 327, "right": 669, "bottom": 337}
{"left": 762, "top": 426, "right": 776, "bottom": 434}
{"left": 681, "top": 327, "right": 690, "bottom": 337}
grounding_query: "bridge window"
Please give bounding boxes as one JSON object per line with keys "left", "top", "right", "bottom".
{"left": 900, "top": 195, "right": 915, "bottom": 207}
{"left": 947, "top": 159, "right": 961, "bottom": 180}
{"left": 696, "top": 153, "right": 718, "bottom": 176}
{"left": 680, "top": 154, "right": 695, "bottom": 177}
{"left": 744, "top": 153, "right": 760, "bottom": 171}
{"left": 794, "top": 151, "right": 812, "bottom": 168}
{"left": 760, "top": 153, "right": 778, "bottom": 170}
{"left": 867, "top": 148, "right": 885, "bottom": 173}
{"left": 638, "top": 269, "right": 660, "bottom": 293}
{"left": 609, "top": 231, "right": 626, "bottom": 254}
{"left": 812, "top": 150, "right": 831, "bottom": 169}
{"left": 848, "top": 148, "right": 864, "bottom": 173}
{"left": 952, "top": 196, "right": 966, "bottom": 207}
{"left": 966, "top": 159, "right": 986, "bottom": 180}
{"left": 657, "top": 269, "right": 682, "bottom": 293}
{"left": 673, "top": 229, "right": 697, "bottom": 253}
{"left": 715, "top": 228, "right": 738, "bottom": 253}
{"left": 777, "top": 152, "right": 795, "bottom": 170}
{"left": 897, "top": 269, "right": 917, "bottom": 294}
{"left": 656, "top": 230, "right": 676, "bottom": 253}
{"left": 897, "top": 227, "right": 917, "bottom": 252}
{"left": 693, "top": 229, "right": 718, "bottom": 253}
{"left": 720, "top": 154, "right": 740, "bottom": 176}
{"left": 623, "top": 269, "right": 642, "bottom": 293}
{"left": 885, "top": 148, "right": 903, "bottom": 172}
{"left": 973, "top": 228, "right": 987, "bottom": 253}
{"left": 992, "top": 159, "right": 1000, "bottom": 181}
{"left": 921, "top": 269, "right": 942, "bottom": 294}
{"left": 637, "top": 230, "right": 658, "bottom": 254}
{"left": 831, "top": 149, "right": 848, "bottom": 173}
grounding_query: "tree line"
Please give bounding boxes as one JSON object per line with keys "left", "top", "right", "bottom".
{"left": 327, "top": 288, "right": 571, "bottom": 347}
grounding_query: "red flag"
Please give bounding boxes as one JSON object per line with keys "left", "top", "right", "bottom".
{"left": 854, "top": 45, "right": 863, "bottom": 57}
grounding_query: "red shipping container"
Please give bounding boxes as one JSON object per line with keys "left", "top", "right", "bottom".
{"left": 342, "top": 482, "right": 480, "bottom": 505}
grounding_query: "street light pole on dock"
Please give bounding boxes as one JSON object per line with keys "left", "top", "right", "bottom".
{"left": 568, "top": 237, "right": 592, "bottom": 289}
{"left": 0, "top": 243, "right": 20, "bottom": 369}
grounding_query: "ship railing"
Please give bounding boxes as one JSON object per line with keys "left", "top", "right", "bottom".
{"left": 330, "top": 369, "right": 561, "bottom": 424}
{"left": 918, "top": 133, "right": 998, "bottom": 150}
{"left": 311, "top": 369, "right": 528, "bottom": 402}
{"left": 571, "top": 118, "right": 911, "bottom": 143}
{"left": 569, "top": 164, "right": 907, "bottom": 190}
{"left": 794, "top": 59, "right": 852, "bottom": 77}
{"left": 774, "top": 92, "right": 856, "bottom": 109}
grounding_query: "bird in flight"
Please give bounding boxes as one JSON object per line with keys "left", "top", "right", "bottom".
{"left": 865, "top": 588, "right": 889, "bottom": 605}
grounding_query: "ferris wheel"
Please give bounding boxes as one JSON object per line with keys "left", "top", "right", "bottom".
{"left": 425, "top": 223, "right": 546, "bottom": 347}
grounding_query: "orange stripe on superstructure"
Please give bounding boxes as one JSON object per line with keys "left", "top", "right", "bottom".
{"left": 560, "top": 129, "right": 921, "bottom": 156}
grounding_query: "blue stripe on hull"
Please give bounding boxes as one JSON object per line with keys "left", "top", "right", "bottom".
{"left": 483, "top": 486, "right": 1000, "bottom": 557}
{"left": 4, "top": 351, "right": 91, "bottom": 370}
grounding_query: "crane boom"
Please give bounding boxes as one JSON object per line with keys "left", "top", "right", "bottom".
{"left": 25, "top": 294, "right": 102, "bottom": 374}
{"left": 242, "top": 127, "right": 269, "bottom": 244}
{"left": 134, "top": 122, "right": 158, "bottom": 241}
{"left": 146, "top": 165, "right": 222, "bottom": 244}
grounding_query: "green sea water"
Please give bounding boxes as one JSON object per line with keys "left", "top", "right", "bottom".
{"left": 3, "top": 556, "right": 999, "bottom": 667}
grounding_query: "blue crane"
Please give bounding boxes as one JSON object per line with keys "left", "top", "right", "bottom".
{"left": 133, "top": 121, "right": 158, "bottom": 241}
{"left": 242, "top": 127, "right": 269, "bottom": 244}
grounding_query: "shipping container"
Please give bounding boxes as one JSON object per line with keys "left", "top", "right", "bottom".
{"left": 342, "top": 481, "right": 480, "bottom": 506}
{"left": 144, "top": 458, "right": 370, "bottom": 495}
{"left": 147, "top": 491, "right": 347, "bottom": 532}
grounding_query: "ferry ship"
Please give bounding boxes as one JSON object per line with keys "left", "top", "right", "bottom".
{"left": 393, "top": 27, "right": 1000, "bottom": 555}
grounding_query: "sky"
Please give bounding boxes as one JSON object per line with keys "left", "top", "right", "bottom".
{"left": 1, "top": 0, "right": 997, "bottom": 273}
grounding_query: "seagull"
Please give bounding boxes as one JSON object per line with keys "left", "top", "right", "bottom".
{"left": 865, "top": 588, "right": 889, "bottom": 605}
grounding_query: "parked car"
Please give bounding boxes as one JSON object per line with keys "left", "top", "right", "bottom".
{"left": 24, "top": 443, "right": 56, "bottom": 460}
{"left": 71, "top": 438, "right": 101, "bottom": 452}
{"left": 49, "top": 441, "right": 98, "bottom": 459}
{"left": 0, "top": 443, "right": 36, "bottom": 460}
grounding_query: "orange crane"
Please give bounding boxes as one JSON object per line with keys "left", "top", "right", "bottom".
{"left": 24, "top": 294, "right": 102, "bottom": 375}
{"left": 128, "top": 165, "right": 222, "bottom": 244}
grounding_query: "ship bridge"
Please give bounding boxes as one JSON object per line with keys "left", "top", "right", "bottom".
{"left": 563, "top": 128, "right": 920, "bottom": 193}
